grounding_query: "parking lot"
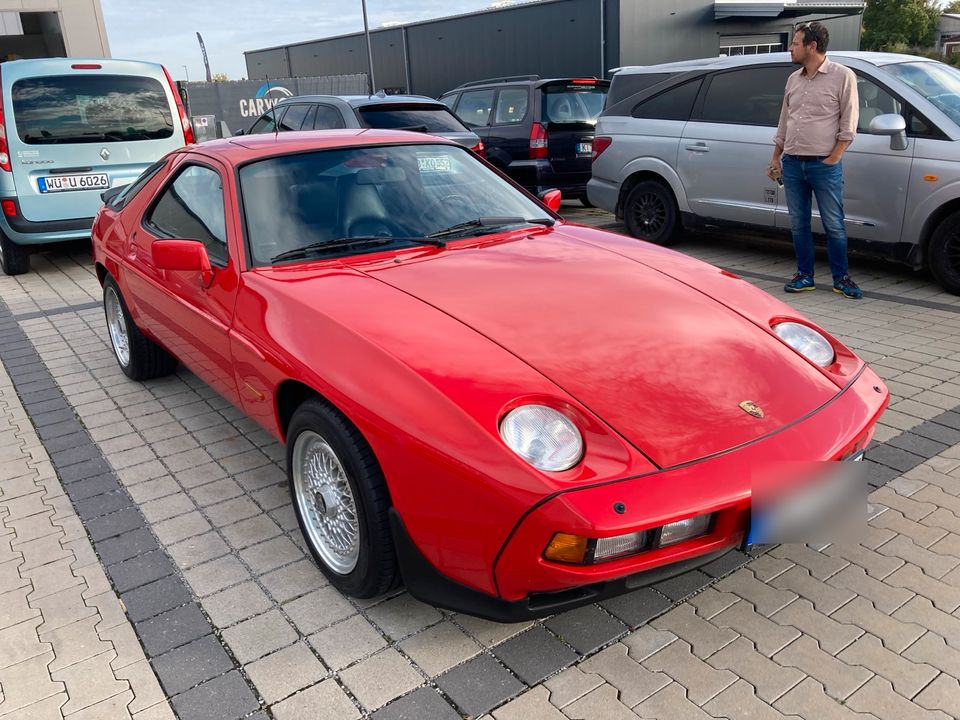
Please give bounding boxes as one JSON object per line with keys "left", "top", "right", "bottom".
{"left": 3, "top": 204, "right": 960, "bottom": 720}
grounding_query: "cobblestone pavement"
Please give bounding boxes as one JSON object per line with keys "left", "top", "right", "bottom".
{"left": 2, "top": 203, "right": 960, "bottom": 719}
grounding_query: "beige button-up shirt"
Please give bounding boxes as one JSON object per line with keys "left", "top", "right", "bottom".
{"left": 773, "top": 57, "right": 859, "bottom": 157}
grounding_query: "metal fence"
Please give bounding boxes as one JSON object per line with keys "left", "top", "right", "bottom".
{"left": 177, "top": 74, "right": 369, "bottom": 139}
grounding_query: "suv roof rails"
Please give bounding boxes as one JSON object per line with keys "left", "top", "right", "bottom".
{"left": 455, "top": 74, "right": 541, "bottom": 89}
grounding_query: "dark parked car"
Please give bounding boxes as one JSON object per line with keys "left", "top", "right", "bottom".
{"left": 244, "top": 93, "right": 483, "bottom": 153}
{"left": 439, "top": 76, "right": 609, "bottom": 205}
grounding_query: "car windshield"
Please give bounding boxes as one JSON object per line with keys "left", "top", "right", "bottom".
{"left": 239, "top": 143, "right": 549, "bottom": 266}
{"left": 885, "top": 61, "right": 960, "bottom": 127}
{"left": 541, "top": 83, "right": 608, "bottom": 124}
{"left": 358, "top": 106, "right": 469, "bottom": 133}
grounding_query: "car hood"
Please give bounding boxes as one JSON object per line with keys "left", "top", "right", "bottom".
{"left": 360, "top": 228, "right": 843, "bottom": 468}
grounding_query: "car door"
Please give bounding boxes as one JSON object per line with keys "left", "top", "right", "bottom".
{"left": 678, "top": 64, "right": 795, "bottom": 227}
{"left": 773, "top": 70, "right": 914, "bottom": 244}
{"left": 454, "top": 88, "right": 495, "bottom": 153}
{"left": 128, "top": 159, "right": 242, "bottom": 406}
{"left": 485, "top": 87, "right": 531, "bottom": 172}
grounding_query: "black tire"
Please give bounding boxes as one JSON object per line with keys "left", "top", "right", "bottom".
{"left": 0, "top": 232, "right": 29, "bottom": 276}
{"left": 287, "top": 397, "right": 397, "bottom": 598}
{"left": 579, "top": 195, "right": 595, "bottom": 208}
{"left": 623, "top": 180, "right": 679, "bottom": 245}
{"left": 929, "top": 211, "right": 960, "bottom": 295}
{"left": 102, "top": 275, "right": 177, "bottom": 381}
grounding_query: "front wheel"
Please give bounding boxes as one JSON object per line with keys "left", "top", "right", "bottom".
{"left": 102, "top": 275, "right": 177, "bottom": 380}
{"left": 0, "top": 233, "right": 29, "bottom": 275}
{"left": 287, "top": 398, "right": 397, "bottom": 598}
{"left": 623, "top": 180, "right": 679, "bottom": 245}
{"left": 929, "top": 210, "right": 960, "bottom": 296}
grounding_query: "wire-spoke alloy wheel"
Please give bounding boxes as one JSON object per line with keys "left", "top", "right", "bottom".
{"left": 105, "top": 284, "right": 131, "bottom": 368}
{"left": 623, "top": 180, "right": 678, "bottom": 246}
{"left": 929, "top": 210, "right": 960, "bottom": 295}
{"left": 292, "top": 431, "right": 360, "bottom": 575}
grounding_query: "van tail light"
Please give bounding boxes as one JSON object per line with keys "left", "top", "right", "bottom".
{"left": 161, "top": 65, "right": 196, "bottom": 145}
{"left": 71, "top": 63, "right": 102, "bottom": 70}
{"left": 529, "top": 122, "right": 549, "bottom": 159}
{"left": 471, "top": 140, "right": 485, "bottom": 157}
{"left": 0, "top": 92, "right": 10, "bottom": 173}
{"left": 592, "top": 136, "right": 612, "bottom": 161}
{"left": 2, "top": 199, "right": 16, "bottom": 217}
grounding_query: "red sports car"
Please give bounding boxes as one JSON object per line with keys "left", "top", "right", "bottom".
{"left": 91, "top": 130, "right": 888, "bottom": 620}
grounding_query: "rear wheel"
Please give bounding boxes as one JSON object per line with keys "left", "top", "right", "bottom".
{"left": 623, "top": 180, "right": 679, "bottom": 246}
{"left": 103, "top": 275, "right": 177, "bottom": 380}
{"left": 0, "top": 233, "right": 29, "bottom": 275}
{"left": 929, "top": 210, "right": 960, "bottom": 296}
{"left": 287, "top": 398, "right": 397, "bottom": 598}
{"left": 579, "top": 195, "right": 595, "bottom": 208}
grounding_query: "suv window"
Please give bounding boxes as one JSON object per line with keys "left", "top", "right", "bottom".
{"left": 700, "top": 66, "right": 794, "bottom": 126}
{"left": 608, "top": 72, "right": 673, "bottom": 106}
{"left": 494, "top": 88, "right": 529, "bottom": 124}
{"left": 457, "top": 89, "right": 495, "bottom": 128}
{"left": 439, "top": 93, "right": 459, "bottom": 109}
{"left": 541, "top": 83, "right": 608, "bottom": 124}
{"left": 632, "top": 79, "right": 703, "bottom": 121}
{"left": 278, "top": 104, "right": 311, "bottom": 131}
{"left": 11, "top": 74, "right": 174, "bottom": 144}
{"left": 313, "top": 105, "right": 344, "bottom": 129}
{"left": 358, "top": 106, "right": 468, "bottom": 132}
{"left": 147, "top": 165, "right": 228, "bottom": 266}
{"left": 248, "top": 108, "right": 280, "bottom": 134}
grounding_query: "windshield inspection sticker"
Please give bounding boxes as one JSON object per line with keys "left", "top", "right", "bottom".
{"left": 417, "top": 155, "right": 452, "bottom": 173}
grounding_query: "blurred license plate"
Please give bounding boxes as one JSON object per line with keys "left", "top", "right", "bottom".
{"left": 38, "top": 173, "right": 109, "bottom": 193}
{"left": 417, "top": 156, "right": 451, "bottom": 172}
{"left": 576, "top": 142, "right": 592, "bottom": 155}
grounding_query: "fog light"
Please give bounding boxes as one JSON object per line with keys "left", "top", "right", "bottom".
{"left": 660, "top": 514, "right": 712, "bottom": 547}
{"left": 594, "top": 531, "right": 650, "bottom": 562}
{"left": 544, "top": 533, "right": 588, "bottom": 564}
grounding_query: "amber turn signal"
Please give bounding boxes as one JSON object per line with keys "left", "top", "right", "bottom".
{"left": 543, "top": 533, "right": 589, "bottom": 564}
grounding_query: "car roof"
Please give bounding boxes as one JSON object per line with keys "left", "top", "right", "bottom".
{"left": 610, "top": 51, "right": 939, "bottom": 76}
{"left": 449, "top": 77, "right": 609, "bottom": 92}
{"left": 279, "top": 94, "right": 446, "bottom": 108}
{"left": 190, "top": 129, "right": 454, "bottom": 163}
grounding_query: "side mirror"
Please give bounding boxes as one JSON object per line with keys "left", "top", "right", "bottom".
{"left": 868, "top": 113, "right": 908, "bottom": 151}
{"left": 538, "top": 188, "right": 562, "bottom": 212}
{"left": 152, "top": 239, "right": 214, "bottom": 285}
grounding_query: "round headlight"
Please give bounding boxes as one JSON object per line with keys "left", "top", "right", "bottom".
{"left": 774, "top": 322, "right": 835, "bottom": 367}
{"left": 499, "top": 405, "right": 583, "bottom": 472}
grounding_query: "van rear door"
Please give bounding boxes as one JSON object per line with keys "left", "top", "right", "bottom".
{"left": 5, "top": 62, "right": 186, "bottom": 224}
{"left": 539, "top": 80, "right": 609, "bottom": 175}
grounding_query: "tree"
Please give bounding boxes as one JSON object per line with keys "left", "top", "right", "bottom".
{"left": 212, "top": 72, "right": 228, "bottom": 82}
{"left": 861, "top": 0, "right": 941, "bottom": 50}
{"left": 946, "top": 0, "right": 960, "bottom": 13}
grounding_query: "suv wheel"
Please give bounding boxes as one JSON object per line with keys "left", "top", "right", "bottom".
{"left": 929, "top": 210, "right": 960, "bottom": 295}
{"left": 623, "top": 180, "right": 678, "bottom": 246}
{"left": 0, "top": 232, "right": 29, "bottom": 275}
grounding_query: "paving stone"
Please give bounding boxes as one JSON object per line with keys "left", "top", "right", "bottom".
{"left": 710, "top": 600, "right": 801, "bottom": 657}
{"left": 397, "top": 619, "right": 481, "bottom": 677}
{"left": 774, "top": 677, "right": 875, "bottom": 720}
{"left": 32, "top": 584, "right": 98, "bottom": 633}
{"left": 167, "top": 531, "right": 230, "bottom": 570}
{"left": 41, "top": 615, "right": 113, "bottom": 673}
{"left": 846, "top": 676, "right": 950, "bottom": 720}
{"left": 222, "top": 609, "right": 298, "bottom": 664}
{"left": 151, "top": 634, "right": 236, "bottom": 695}
{"left": 903, "top": 631, "right": 960, "bottom": 678}
{"left": 652, "top": 603, "right": 738, "bottom": 657}
{"left": 772, "top": 635, "right": 872, "bottom": 701}
{"left": 893, "top": 596, "right": 960, "bottom": 647}
{"left": 436, "top": 653, "right": 524, "bottom": 717}
{"left": 133, "top": 602, "right": 212, "bottom": 657}
{"left": 653, "top": 569, "right": 713, "bottom": 601}
{"left": 260, "top": 558, "right": 327, "bottom": 603}
{"left": 0, "top": 616, "right": 47, "bottom": 671}
{"left": 769, "top": 544, "right": 849, "bottom": 581}
{"left": 826, "top": 564, "right": 915, "bottom": 614}
{"left": 49, "top": 443, "right": 103, "bottom": 469}
{"left": 66, "top": 473, "right": 121, "bottom": 502}
{"left": 914, "top": 673, "right": 960, "bottom": 718}
{"left": 641, "top": 637, "right": 736, "bottom": 705}
{"left": 53, "top": 649, "right": 128, "bottom": 715}
{"left": 204, "top": 496, "right": 261, "bottom": 527}
{"left": 562, "top": 683, "right": 637, "bottom": 720}
{"left": 153, "top": 511, "right": 212, "bottom": 545}
{"left": 488, "top": 685, "right": 566, "bottom": 720}
{"left": 830, "top": 596, "right": 925, "bottom": 654}
{"left": 715, "top": 569, "right": 798, "bottom": 617}
{"left": 372, "top": 687, "right": 461, "bottom": 720}
{"left": 706, "top": 636, "right": 805, "bottom": 703}
{"left": 271, "top": 679, "right": 360, "bottom": 720}
{"left": 771, "top": 598, "right": 863, "bottom": 655}
{"left": 171, "top": 670, "right": 260, "bottom": 720}
{"left": 121, "top": 575, "right": 192, "bottom": 623}
{"left": 875, "top": 508, "right": 949, "bottom": 547}
{"left": 634, "top": 681, "right": 720, "bottom": 720}
{"left": 884, "top": 562, "right": 960, "bottom": 612}
{"left": 339, "top": 647, "right": 424, "bottom": 712}
{"left": 239, "top": 535, "right": 303, "bottom": 575}
{"left": 886, "top": 432, "right": 949, "bottom": 459}
{"left": 837, "top": 633, "right": 938, "bottom": 698}
{"left": 203, "top": 580, "right": 274, "bottom": 628}
{"left": 769, "top": 566, "right": 859, "bottom": 615}
{"left": 283, "top": 585, "right": 356, "bottom": 635}
{"left": 107, "top": 548, "right": 175, "bottom": 592}
{"left": 877, "top": 534, "right": 960, "bottom": 578}
{"left": 912, "top": 421, "right": 960, "bottom": 446}
{"left": 600, "top": 587, "right": 674, "bottom": 629}
{"left": 490, "top": 626, "right": 578, "bottom": 685}
{"left": 115, "top": 657, "right": 168, "bottom": 714}
{"left": 183, "top": 555, "right": 249, "bottom": 597}
{"left": 574, "top": 642, "right": 669, "bottom": 707}
{"left": 245, "top": 641, "right": 326, "bottom": 704}
{"left": 187, "top": 478, "right": 244, "bottom": 507}
{"left": 544, "top": 604, "right": 626, "bottom": 655}
{"left": 822, "top": 538, "right": 905, "bottom": 579}
{"left": 367, "top": 593, "right": 443, "bottom": 641}
{"left": 542, "top": 666, "right": 603, "bottom": 709}
{"left": 96, "top": 527, "right": 160, "bottom": 565}
{"left": 23, "top": 556, "right": 83, "bottom": 600}
{"left": 85, "top": 506, "right": 144, "bottom": 542}
{"left": 703, "top": 679, "right": 798, "bottom": 720}
{"left": 0, "top": 650, "right": 64, "bottom": 715}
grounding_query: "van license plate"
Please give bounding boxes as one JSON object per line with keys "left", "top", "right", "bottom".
{"left": 38, "top": 173, "right": 109, "bottom": 193}
{"left": 576, "top": 142, "right": 592, "bottom": 155}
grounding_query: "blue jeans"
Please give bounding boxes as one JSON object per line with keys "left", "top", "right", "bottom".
{"left": 782, "top": 154, "right": 849, "bottom": 279}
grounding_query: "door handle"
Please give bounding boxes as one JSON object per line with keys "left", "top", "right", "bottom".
{"left": 685, "top": 143, "right": 710, "bottom": 152}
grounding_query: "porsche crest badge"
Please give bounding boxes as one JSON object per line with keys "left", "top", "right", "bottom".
{"left": 739, "top": 400, "right": 764, "bottom": 419}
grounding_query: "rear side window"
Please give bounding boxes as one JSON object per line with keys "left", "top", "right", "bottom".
{"left": 541, "top": 83, "right": 608, "bottom": 124}
{"left": 12, "top": 74, "right": 174, "bottom": 144}
{"left": 313, "top": 105, "right": 344, "bottom": 129}
{"left": 494, "top": 88, "right": 529, "bottom": 124}
{"left": 439, "top": 93, "right": 459, "bottom": 109}
{"left": 632, "top": 79, "right": 703, "bottom": 121}
{"left": 608, "top": 72, "right": 672, "bottom": 106}
{"left": 278, "top": 104, "right": 311, "bottom": 131}
{"left": 146, "top": 164, "right": 228, "bottom": 265}
{"left": 457, "top": 89, "right": 495, "bottom": 128}
{"left": 358, "top": 106, "right": 468, "bottom": 133}
{"left": 700, "top": 66, "right": 793, "bottom": 126}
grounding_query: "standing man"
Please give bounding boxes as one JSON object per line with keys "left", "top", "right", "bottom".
{"left": 769, "top": 22, "right": 861, "bottom": 299}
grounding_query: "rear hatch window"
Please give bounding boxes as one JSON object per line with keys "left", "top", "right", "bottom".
{"left": 11, "top": 74, "right": 174, "bottom": 144}
{"left": 357, "top": 105, "right": 469, "bottom": 133}
{"left": 540, "top": 81, "right": 609, "bottom": 125}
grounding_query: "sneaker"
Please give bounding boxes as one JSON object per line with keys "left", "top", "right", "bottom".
{"left": 784, "top": 273, "right": 816, "bottom": 293}
{"left": 833, "top": 275, "right": 862, "bottom": 299}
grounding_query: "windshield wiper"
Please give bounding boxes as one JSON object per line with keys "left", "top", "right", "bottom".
{"left": 427, "top": 216, "right": 555, "bottom": 239}
{"left": 270, "top": 235, "right": 445, "bottom": 263}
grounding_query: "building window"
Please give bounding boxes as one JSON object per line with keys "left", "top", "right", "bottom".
{"left": 719, "top": 34, "right": 786, "bottom": 57}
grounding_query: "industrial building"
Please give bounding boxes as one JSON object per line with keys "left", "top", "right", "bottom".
{"left": 0, "top": 0, "right": 110, "bottom": 61}
{"left": 245, "top": 0, "right": 865, "bottom": 99}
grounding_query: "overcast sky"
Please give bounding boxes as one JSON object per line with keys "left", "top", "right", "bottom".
{"left": 100, "top": 0, "right": 511, "bottom": 82}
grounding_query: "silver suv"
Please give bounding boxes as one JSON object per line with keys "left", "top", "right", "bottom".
{"left": 588, "top": 52, "right": 960, "bottom": 294}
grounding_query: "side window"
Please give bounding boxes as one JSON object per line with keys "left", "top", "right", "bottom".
{"left": 248, "top": 108, "right": 280, "bottom": 134}
{"left": 301, "top": 104, "right": 318, "bottom": 131}
{"left": 494, "top": 88, "right": 529, "bottom": 124}
{"left": 147, "top": 165, "right": 228, "bottom": 266}
{"left": 632, "top": 79, "right": 703, "bottom": 121}
{"left": 278, "top": 104, "right": 311, "bottom": 131}
{"left": 854, "top": 76, "right": 902, "bottom": 134}
{"left": 457, "top": 89, "right": 495, "bottom": 128}
{"left": 439, "top": 93, "right": 459, "bottom": 109}
{"left": 313, "top": 105, "right": 345, "bottom": 129}
{"left": 700, "top": 66, "right": 794, "bottom": 126}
